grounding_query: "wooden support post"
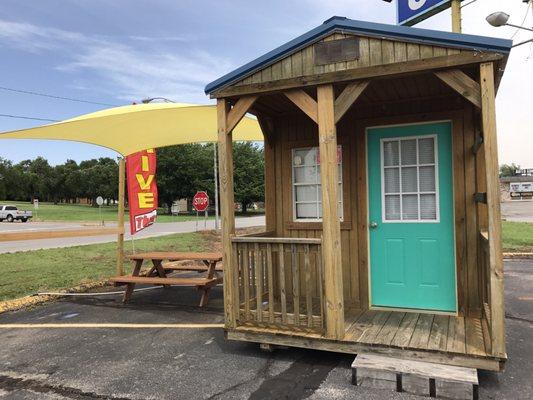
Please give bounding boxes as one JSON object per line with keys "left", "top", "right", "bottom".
{"left": 218, "top": 98, "right": 237, "bottom": 328}
{"left": 317, "top": 84, "right": 344, "bottom": 339}
{"left": 479, "top": 62, "right": 505, "bottom": 358}
{"left": 434, "top": 70, "right": 481, "bottom": 109}
{"left": 451, "top": 0, "right": 462, "bottom": 33}
{"left": 116, "top": 157, "right": 126, "bottom": 276}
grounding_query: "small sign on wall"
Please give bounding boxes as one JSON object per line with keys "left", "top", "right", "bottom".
{"left": 314, "top": 37, "right": 360, "bottom": 65}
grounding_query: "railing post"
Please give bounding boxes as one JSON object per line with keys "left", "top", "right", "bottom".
{"left": 116, "top": 157, "right": 126, "bottom": 276}
{"left": 317, "top": 84, "right": 344, "bottom": 339}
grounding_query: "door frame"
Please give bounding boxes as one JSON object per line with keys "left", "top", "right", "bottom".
{"left": 364, "top": 119, "right": 458, "bottom": 316}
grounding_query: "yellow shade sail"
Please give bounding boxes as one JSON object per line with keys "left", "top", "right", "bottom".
{"left": 0, "top": 103, "right": 264, "bottom": 156}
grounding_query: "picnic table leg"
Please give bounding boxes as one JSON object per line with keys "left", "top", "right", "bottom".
{"left": 152, "top": 260, "right": 171, "bottom": 288}
{"left": 198, "top": 261, "right": 218, "bottom": 307}
{"left": 123, "top": 259, "right": 143, "bottom": 303}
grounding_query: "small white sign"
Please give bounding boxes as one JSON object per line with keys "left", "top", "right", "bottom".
{"left": 510, "top": 182, "right": 533, "bottom": 193}
{"left": 96, "top": 196, "right": 104, "bottom": 206}
{"left": 33, "top": 199, "right": 39, "bottom": 210}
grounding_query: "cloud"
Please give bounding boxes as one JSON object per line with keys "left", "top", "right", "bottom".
{"left": 0, "top": 19, "right": 231, "bottom": 103}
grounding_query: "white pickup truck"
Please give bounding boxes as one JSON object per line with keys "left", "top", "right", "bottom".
{"left": 0, "top": 205, "right": 33, "bottom": 222}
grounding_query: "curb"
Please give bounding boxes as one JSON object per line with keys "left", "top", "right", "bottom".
{"left": 503, "top": 252, "right": 533, "bottom": 259}
{"left": 0, "top": 280, "right": 109, "bottom": 315}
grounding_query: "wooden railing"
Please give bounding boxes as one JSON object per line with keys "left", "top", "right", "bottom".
{"left": 231, "top": 236, "right": 325, "bottom": 334}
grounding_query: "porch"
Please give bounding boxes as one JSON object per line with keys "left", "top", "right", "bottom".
{"left": 228, "top": 233, "right": 502, "bottom": 371}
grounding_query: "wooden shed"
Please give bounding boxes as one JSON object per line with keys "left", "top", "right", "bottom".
{"left": 205, "top": 17, "right": 512, "bottom": 371}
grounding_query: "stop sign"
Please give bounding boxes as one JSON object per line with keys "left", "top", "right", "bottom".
{"left": 192, "top": 191, "right": 209, "bottom": 212}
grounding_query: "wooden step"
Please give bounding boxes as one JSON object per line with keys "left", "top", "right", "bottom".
{"left": 352, "top": 354, "right": 478, "bottom": 400}
{"left": 109, "top": 276, "right": 220, "bottom": 286}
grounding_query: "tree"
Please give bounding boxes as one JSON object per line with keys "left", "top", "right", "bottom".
{"left": 500, "top": 163, "right": 519, "bottom": 177}
{"left": 233, "top": 142, "right": 264, "bottom": 213}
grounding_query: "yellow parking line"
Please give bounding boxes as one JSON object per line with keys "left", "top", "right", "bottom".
{"left": 0, "top": 323, "right": 224, "bottom": 329}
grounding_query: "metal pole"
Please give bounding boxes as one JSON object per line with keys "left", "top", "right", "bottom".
{"left": 116, "top": 157, "right": 126, "bottom": 276}
{"left": 451, "top": 0, "right": 462, "bottom": 33}
{"left": 213, "top": 142, "right": 220, "bottom": 230}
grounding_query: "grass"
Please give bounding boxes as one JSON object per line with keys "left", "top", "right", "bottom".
{"left": 1, "top": 201, "right": 263, "bottom": 223}
{"left": 502, "top": 221, "right": 533, "bottom": 253}
{"left": 0, "top": 232, "right": 209, "bottom": 302}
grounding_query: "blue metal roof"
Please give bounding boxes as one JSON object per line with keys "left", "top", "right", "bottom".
{"left": 204, "top": 16, "right": 512, "bottom": 94}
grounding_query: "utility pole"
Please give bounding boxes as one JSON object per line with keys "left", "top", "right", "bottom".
{"left": 451, "top": 0, "right": 462, "bottom": 33}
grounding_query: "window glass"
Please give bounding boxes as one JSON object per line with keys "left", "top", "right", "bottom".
{"left": 292, "top": 146, "right": 343, "bottom": 221}
{"left": 382, "top": 136, "right": 438, "bottom": 222}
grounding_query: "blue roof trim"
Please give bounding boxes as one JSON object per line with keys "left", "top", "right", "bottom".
{"left": 205, "top": 17, "right": 512, "bottom": 94}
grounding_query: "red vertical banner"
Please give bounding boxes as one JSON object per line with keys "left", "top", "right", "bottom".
{"left": 126, "top": 149, "right": 158, "bottom": 235}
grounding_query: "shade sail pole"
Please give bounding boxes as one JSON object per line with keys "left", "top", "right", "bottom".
{"left": 214, "top": 142, "right": 220, "bottom": 230}
{"left": 116, "top": 157, "right": 126, "bottom": 276}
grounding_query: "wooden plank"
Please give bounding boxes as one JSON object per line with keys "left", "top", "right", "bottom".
{"left": 218, "top": 98, "right": 236, "bottom": 328}
{"left": 409, "top": 314, "right": 434, "bottom": 350}
{"left": 212, "top": 52, "right": 503, "bottom": 98}
{"left": 109, "top": 276, "right": 219, "bottom": 286}
{"left": 345, "top": 310, "right": 377, "bottom": 342}
{"left": 116, "top": 158, "right": 126, "bottom": 276}
{"left": 127, "top": 252, "right": 222, "bottom": 261}
{"left": 434, "top": 69, "right": 482, "bottom": 108}
{"left": 266, "top": 243, "right": 275, "bottom": 323}
{"left": 317, "top": 84, "right": 344, "bottom": 339}
{"left": 304, "top": 244, "right": 313, "bottom": 328}
{"left": 391, "top": 313, "right": 419, "bottom": 348}
{"left": 278, "top": 243, "right": 287, "bottom": 323}
{"left": 428, "top": 315, "right": 450, "bottom": 351}
{"left": 358, "top": 311, "right": 391, "bottom": 344}
{"left": 226, "top": 95, "right": 258, "bottom": 133}
{"left": 255, "top": 243, "right": 263, "bottom": 322}
{"left": 0, "top": 227, "right": 123, "bottom": 242}
{"left": 231, "top": 236, "right": 322, "bottom": 244}
{"left": 447, "top": 316, "right": 467, "bottom": 354}
{"left": 284, "top": 89, "right": 318, "bottom": 123}
{"left": 355, "top": 123, "right": 369, "bottom": 309}
{"left": 375, "top": 312, "right": 405, "bottom": 346}
{"left": 259, "top": 114, "right": 277, "bottom": 233}
{"left": 334, "top": 80, "right": 370, "bottom": 124}
{"left": 242, "top": 243, "right": 251, "bottom": 320}
{"left": 465, "top": 317, "right": 486, "bottom": 356}
{"left": 480, "top": 62, "right": 505, "bottom": 358}
{"left": 291, "top": 244, "right": 300, "bottom": 325}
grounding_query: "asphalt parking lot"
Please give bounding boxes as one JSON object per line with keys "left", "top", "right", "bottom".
{"left": 0, "top": 259, "right": 531, "bottom": 400}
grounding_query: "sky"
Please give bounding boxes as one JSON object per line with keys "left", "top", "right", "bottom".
{"left": 0, "top": 0, "right": 531, "bottom": 166}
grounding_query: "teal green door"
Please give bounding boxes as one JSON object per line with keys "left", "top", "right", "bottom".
{"left": 367, "top": 121, "right": 456, "bottom": 312}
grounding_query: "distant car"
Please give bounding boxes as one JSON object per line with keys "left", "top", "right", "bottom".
{"left": 0, "top": 205, "right": 33, "bottom": 222}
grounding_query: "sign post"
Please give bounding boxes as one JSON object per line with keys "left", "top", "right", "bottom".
{"left": 33, "top": 198, "right": 38, "bottom": 220}
{"left": 193, "top": 191, "right": 209, "bottom": 231}
{"left": 396, "top": 0, "right": 462, "bottom": 32}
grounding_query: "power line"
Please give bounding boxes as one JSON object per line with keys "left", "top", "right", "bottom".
{"left": 0, "top": 86, "right": 120, "bottom": 107}
{"left": 511, "top": 1, "right": 532, "bottom": 40}
{"left": 0, "top": 113, "right": 59, "bottom": 122}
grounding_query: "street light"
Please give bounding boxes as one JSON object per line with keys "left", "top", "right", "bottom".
{"left": 486, "top": 11, "right": 533, "bottom": 32}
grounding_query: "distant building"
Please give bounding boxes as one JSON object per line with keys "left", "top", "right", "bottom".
{"left": 500, "top": 174, "right": 533, "bottom": 201}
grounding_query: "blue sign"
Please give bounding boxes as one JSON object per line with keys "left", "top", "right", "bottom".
{"left": 398, "top": 0, "right": 459, "bottom": 26}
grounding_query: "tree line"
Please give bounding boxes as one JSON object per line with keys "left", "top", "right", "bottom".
{"left": 0, "top": 142, "right": 264, "bottom": 213}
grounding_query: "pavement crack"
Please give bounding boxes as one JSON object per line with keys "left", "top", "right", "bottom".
{"left": 505, "top": 313, "right": 533, "bottom": 325}
{"left": 0, "top": 374, "right": 136, "bottom": 400}
{"left": 205, "top": 354, "right": 274, "bottom": 399}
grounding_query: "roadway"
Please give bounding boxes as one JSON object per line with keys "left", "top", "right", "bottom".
{"left": 0, "top": 216, "right": 265, "bottom": 254}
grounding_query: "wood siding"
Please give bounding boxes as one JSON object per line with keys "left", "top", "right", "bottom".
{"left": 266, "top": 95, "right": 484, "bottom": 317}
{"left": 234, "top": 33, "right": 464, "bottom": 88}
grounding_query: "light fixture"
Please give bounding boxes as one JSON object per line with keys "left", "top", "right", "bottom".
{"left": 486, "top": 11, "right": 510, "bottom": 27}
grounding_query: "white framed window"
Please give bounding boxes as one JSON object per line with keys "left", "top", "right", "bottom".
{"left": 381, "top": 135, "right": 439, "bottom": 223}
{"left": 292, "top": 146, "right": 343, "bottom": 221}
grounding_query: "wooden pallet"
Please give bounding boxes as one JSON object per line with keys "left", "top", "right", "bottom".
{"left": 352, "top": 354, "right": 479, "bottom": 400}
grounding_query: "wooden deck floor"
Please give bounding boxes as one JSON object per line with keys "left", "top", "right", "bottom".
{"left": 344, "top": 310, "right": 492, "bottom": 359}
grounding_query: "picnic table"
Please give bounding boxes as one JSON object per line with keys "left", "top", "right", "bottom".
{"left": 109, "top": 252, "right": 223, "bottom": 307}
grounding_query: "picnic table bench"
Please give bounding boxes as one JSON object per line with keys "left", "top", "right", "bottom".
{"left": 109, "top": 252, "right": 223, "bottom": 307}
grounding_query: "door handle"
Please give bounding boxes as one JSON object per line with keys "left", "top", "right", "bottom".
{"left": 369, "top": 221, "right": 378, "bottom": 229}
